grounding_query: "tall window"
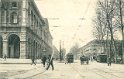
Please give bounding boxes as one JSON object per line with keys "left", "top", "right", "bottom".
{"left": 11, "top": 12, "right": 18, "bottom": 23}
{"left": 31, "top": 11, "right": 33, "bottom": 26}
{"left": 1, "top": 11, "right": 5, "bottom": 23}
{"left": 12, "top": 2, "right": 17, "bottom": 8}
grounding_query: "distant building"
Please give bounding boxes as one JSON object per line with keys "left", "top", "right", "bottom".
{"left": 53, "top": 46, "right": 59, "bottom": 60}
{"left": 0, "top": 0, "right": 52, "bottom": 59}
{"left": 81, "top": 40, "right": 104, "bottom": 56}
{"left": 78, "top": 39, "right": 122, "bottom": 61}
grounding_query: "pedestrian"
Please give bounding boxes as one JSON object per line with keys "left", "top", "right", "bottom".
{"left": 3, "top": 54, "right": 7, "bottom": 61}
{"left": 108, "top": 57, "right": 111, "bottom": 66}
{"left": 80, "top": 56, "right": 82, "bottom": 65}
{"left": 42, "top": 55, "right": 47, "bottom": 67}
{"left": 64, "top": 56, "right": 68, "bottom": 64}
{"left": 46, "top": 55, "right": 54, "bottom": 70}
{"left": 46, "top": 56, "right": 50, "bottom": 67}
{"left": 31, "top": 56, "right": 36, "bottom": 65}
{"left": 86, "top": 57, "right": 89, "bottom": 64}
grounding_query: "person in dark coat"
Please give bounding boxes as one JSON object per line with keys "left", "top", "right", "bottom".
{"left": 3, "top": 54, "right": 7, "bottom": 61}
{"left": 80, "top": 56, "right": 82, "bottom": 65}
{"left": 31, "top": 56, "right": 36, "bottom": 65}
{"left": 42, "top": 56, "right": 47, "bottom": 67}
{"left": 108, "top": 57, "right": 111, "bottom": 66}
{"left": 46, "top": 55, "right": 54, "bottom": 70}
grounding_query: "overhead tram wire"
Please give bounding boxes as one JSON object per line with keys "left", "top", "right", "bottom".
{"left": 72, "top": 0, "right": 92, "bottom": 42}
{"left": 28, "top": 0, "right": 93, "bottom": 77}
{"left": 82, "top": 0, "right": 92, "bottom": 19}
{"left": 23, "top": 1, "right": 94, "bottom": 78}
{"left": 69, "top": 0, "right": 93, "bottom": 74}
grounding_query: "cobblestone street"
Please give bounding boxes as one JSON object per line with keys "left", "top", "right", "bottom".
{"left": 0, "top": 60, "right": 124, "bottom": 79}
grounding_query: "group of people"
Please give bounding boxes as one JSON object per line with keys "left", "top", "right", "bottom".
{"left": 31, "top": 55, "right": 54, "bottom": 70}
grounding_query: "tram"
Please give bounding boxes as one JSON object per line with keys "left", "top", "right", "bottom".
{"left": 97, "top": 53, "right": 107, "bottom": 63}
{"left": 66, "top": 53, "right": 74, "bottom": 63}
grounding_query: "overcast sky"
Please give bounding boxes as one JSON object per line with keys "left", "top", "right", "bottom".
{"left": 35, "top": 0, "right": 97, "bottom": 52}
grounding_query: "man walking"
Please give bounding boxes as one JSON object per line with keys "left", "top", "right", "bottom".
{"left": 108, "top": 57, "right": 111, "bottom": 66}
{"left": 31, "top": 56, "right": 36, "bottom": 65}
{"left": 3, "top": 54, "right": 7, "bottom": 61}
{"left": 42, "top": 55, "right": 47, "bottom": 67}
{"left": 46, "top": 55, "right": 54, "bottom": 70}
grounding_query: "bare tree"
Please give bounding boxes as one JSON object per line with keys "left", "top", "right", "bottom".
{"left": 108, "top": 0, "right": 124, "bottom": 63}
{"left": 116, "top": 0, "right": 124, "bottom": 64}
{"left": 94, "top": 0, "right": 119, "bottom": 63}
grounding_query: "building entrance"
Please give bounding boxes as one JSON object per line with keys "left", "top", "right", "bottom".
{"left": 8, "top": 34, "right": 20, "bottom": 58}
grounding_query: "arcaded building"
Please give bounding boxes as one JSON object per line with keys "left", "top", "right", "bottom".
{"left": 0, "top": 0, "right": 53, "bottom": 59}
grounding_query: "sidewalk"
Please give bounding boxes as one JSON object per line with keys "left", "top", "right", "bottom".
{"left": 9, "top": 64, "right": 46, "bottom": 79}
{"left": 0, "top": 59, "right": 45, "bottom": 79}
{"left": 0, "top": 60, "right": 58, "bottom": 79}
{"left": 0, "top": 63, "right": 46, "bottom": 79}
{"left": 0, "top": 58, "right": 41, "bottom": 64}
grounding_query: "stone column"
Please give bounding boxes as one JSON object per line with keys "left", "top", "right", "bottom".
{"left": 20, "top": 32, "right": 26, "bottom": 59}
{"left": 2, "top": 33, "right": 8, "bottom": 58}
{"left": 0, "top": 5, "right": 1, "bottom": 24}
{"left": 20, "top": 41, "right": 26, "bottom": 59}
{"left": 2, "top": 40, "right": 8, "bottom": 58}
{"left": 22, "top": 0, "right": 28, "bottom": 26}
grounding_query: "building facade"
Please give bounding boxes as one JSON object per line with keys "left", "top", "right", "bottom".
{"left": 78, "top": 40, "right": 104, "bottom": 57}
{"left": 0, "top": 0, "right": 53, "bottom": 59}
{"left": 78, "top": 40, "right": 122, "bottom": 62}
{"left": 53, "top": 45, "right": 59, "bottom": 60}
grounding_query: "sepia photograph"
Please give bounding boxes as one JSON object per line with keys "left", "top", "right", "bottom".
{"left": 0, "top": 0, "right": 124, "bottom": 79}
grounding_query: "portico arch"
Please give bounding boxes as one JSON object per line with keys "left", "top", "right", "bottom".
{"left": 8, "top": 34, "right": 20, "bottom": 58}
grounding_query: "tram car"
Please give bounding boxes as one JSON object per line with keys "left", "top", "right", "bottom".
{"left": 97, "top": 53, "right": 107, "bottom": 63}
{"left": 66, "top": 53, "right": 74, "bottom": 63}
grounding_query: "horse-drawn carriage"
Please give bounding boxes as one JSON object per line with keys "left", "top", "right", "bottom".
{"left": 80, "top": 55, "right": 89, "bottom": 65}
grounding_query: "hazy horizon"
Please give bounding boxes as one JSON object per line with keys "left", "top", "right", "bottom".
{"left": 35, "top": 0, "right": 97, "bottom": 52}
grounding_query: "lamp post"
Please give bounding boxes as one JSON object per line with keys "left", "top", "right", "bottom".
{"left": 59, "top": 40, "right": 64, "bottom": 62}
{"left": 42, "top": 47, "right": 46, "bottom": 56}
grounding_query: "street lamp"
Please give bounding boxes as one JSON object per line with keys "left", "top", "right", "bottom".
{"left": 42, "top": 47, "right": 46, "bottom": 56}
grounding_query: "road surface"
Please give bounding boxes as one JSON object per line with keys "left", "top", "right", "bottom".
{"left": 29, "top": 61, "right": 124, "bottom": 79}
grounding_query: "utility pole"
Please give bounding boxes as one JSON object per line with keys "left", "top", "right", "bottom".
{"left": 62, "top": 41, "right": 64, "bottom": 60}
{"left": 59, "top": 40, "right": 62, "bottom": 62}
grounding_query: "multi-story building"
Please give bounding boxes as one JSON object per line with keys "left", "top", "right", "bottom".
{"left": 53, "top": 45, "right": 59, "bottom": 60}
{"left": 84, "top": 40, "right": 104, "bottom": 56}
{"left": 78, "top": 40, "right": 122, "bottom": 61}
{"left": 78, "top": 40, "right": 104, "bottom": 57}
{"left": 0, "top": 0, "right": 53, "bottom": 59}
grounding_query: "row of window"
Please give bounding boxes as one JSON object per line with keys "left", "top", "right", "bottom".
{"left": 84, "top": 48, "right": 97, "bottom": 52}
{"left": 1, "top": 12, "right": 18, "bottom": 24}
{"left": 1, "top": 2, "right": 18, "bottom": 9}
